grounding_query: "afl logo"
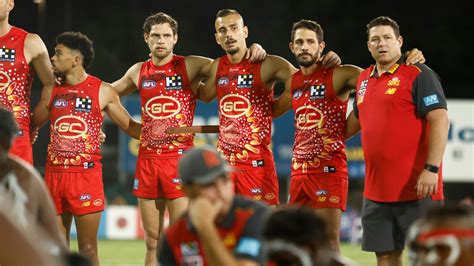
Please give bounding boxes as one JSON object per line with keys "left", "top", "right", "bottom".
{"left": 220, "top": 94, "right": 250, "bottom": 118}
{"left": 145, "top": 96, "right": 180, "bottom": 119}
{"left": 53, "top": 115, "right": 88, "bottom": 139}
{"left": 54, "top": 99, "right": 68, "bottom": 108}
{"left": 295, "top": 105, "right": 323, "bottom": 130}
{"left": 217, "top": 77, "right": 229, "bottom": 86}
{"left": 141, "top": 80, "right": 157, "bottom": 89}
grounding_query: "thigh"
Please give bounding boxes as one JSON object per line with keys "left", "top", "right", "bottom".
{"left": 138, "top": 198, "right": 166, "bottom": 236}
{"left": 75, "top": 211, "right": 102, "bottom": 245}
{"left": 361, "top": 198, "right": 397, "bottom": 252}
{"left": 166, "top": 197, "right": 188, "bottom": 224}
{"left": 133, "top": 157, "right": 160, "bottom": 199}
{"left": 65, "top": 171, "right": 105, "bottom": 216}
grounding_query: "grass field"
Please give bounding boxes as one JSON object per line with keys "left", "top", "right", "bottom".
{"left": 71, "top": 240, "right": 409, "bottom": 266}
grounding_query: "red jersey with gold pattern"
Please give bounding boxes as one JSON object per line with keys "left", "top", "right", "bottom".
{"left": 216, "top": 56, "right": 274, "bottom": 169}
{"left": 0, "top": 27, "right": 34, "bottom": 139}
{"left": 46, "top": 75, "right": 103, "bottom": 171}
{"left": 137, "top": 55, "right": 195, "bottom": 158}
{"left": 290, "top": 66, "right": 348, "bottom": 175}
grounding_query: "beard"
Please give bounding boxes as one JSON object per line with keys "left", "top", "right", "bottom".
{"left": 297, "top": 53, "right": 318, "bottom": 68}
{"left": 226, "top": 46, "right": 239, "bottom": 55}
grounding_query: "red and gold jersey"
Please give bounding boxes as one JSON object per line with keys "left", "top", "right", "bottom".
{"left": 0, "top": 27, "right": 34, "bottom": 138}
{"left": 137, "top": 55, "right": 195, "bottom": 158}
{"left": 290, "top": 67, "right": 348, "bottom": 175}
{"left": 46, "top": 75, "right": 103, "bottom": 171}
{"left": 215, "top": 56, "right": 274, "bottom": 169}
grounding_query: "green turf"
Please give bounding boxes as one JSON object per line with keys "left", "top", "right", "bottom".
{"left": 70, "top": 240, "right": 405, "bottom": 266}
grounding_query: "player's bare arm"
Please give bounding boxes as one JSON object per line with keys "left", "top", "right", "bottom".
{"left": 198, "top": 58, "right": 220, "bottom": 103}
{"left": 100, "top": 83, "right": 141, "bottom": 140}
{"left": 30, "top": 84, "right": 53, "bottom": 142}
{"left": 272, "top": 77, "right": 293, "bottom": 118}
{"left": 345, "top": 111, "right": 360, "bottom": 140}
{"left": 111, "top": 62, "right": 143, "bottom": 96}
{"left": 24, "top": 33, "right": 54, "bottom": 87}
{"left": 332, "top": 64, "right": 363, "bottom": 100}
{"left": 185, "top": 55, "right": 213, "bottom": 96}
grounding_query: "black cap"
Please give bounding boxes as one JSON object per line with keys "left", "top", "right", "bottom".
{"left": 179, "top": 146, "right": 231, "bottom": 185}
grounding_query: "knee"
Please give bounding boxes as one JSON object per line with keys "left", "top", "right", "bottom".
{"left": 144, "top": 230, "right": 159, "bottom": 251}
{"left": 78, "top": 241, "right": 97, "bottom": 258}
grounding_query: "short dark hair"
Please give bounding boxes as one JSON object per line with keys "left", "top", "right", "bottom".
{"left": 0, "top": 106, "right": 18, "bottom": 149}
{"left": 263, "top": 206, "right": 327, "bottom": 247}
{"left": 367, "top": 16, "right": 400, "bottom": 38}
{"left": 291, "top": 19, "right": 324, "bottom": 43}
{"left": 216, "top": 9, "right": 241, "bottom": 19}
{"left": 143, "top": 12, "right": 178, "bottom": 35}
{"left": 56, "top": 32, "right": 94, "bottom": 69}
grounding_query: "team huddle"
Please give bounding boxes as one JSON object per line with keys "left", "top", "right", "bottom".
{"left": 1, "top": 1, "right": 465, "bottom": 265}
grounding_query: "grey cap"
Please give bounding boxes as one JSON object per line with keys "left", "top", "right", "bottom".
{"left": 179, "top": 146, "right": 231, "bottom": 185}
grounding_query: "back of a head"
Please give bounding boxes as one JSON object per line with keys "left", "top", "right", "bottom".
{"left": 0, "top": 106, "right": 18, "bottom": 150}
{"left": 56, "top": 32, "right": 95, "bottom": 69}
{"left": 424, "top": 204, "right": 474, "bottom": 229}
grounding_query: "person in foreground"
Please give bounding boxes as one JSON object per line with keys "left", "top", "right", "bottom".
{"left": 158, "top": 145, "right": 270, "bottom": 266}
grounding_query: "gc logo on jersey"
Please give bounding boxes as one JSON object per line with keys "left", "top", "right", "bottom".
{"left": 165, "top": 75, "right": 182, "bottom": 90}
{"left": 75, "top": 97, "right": 92, "bottom": 112}
{"left": 0, "top": 48, "right": 15, "bottom": 62}
{"left": 295, "top": 105, "right": 324, "bottom": 130}
{"left": 309, "top": 84, "right": 326, "bottom": 99}
{"left": 220, "top": 94, "right": 250, "bottom": 118}
{"left": 236, "top": 74, "right": 253, "bottom": 89}
{"left": 145, "top": 96, "right": 181, "bottom": 119}
{"left": 53, "top": 115, "right": 88, "bottom": 139}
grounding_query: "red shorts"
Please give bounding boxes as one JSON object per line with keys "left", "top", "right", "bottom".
{"left": 44, "top": 170, "right": 105, "bottom": 216}
{"left": 9, "top": 137, "right": 33, "bottom": 164}
{"left": 289, "top": 173, "right": 348, "bottom": 211}
{"left": 133, "top": 156, "right": 185, "bottom": 199}
{"left": 231, "top": 166, "right": 279, "bottom": 205}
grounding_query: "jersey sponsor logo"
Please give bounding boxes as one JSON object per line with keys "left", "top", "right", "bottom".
{"left": 165, "top": 75, "right": 183, "bottom": 90}
{"left": 323, "top": 166, "right": 336, "bottom": 173}
{"left": 144, "top": 96, "right": 181, "bottom": 119}
{"left": 384, "top": 88, "right": 397, "bottom": 95}
{"left": 236, "top": 237, "right": 261, "bottom": 257}
{"left": 82, "top": 201, "right": 91, "bottom": 207}
{"left": 295, "top": 105, "right": 324, "bottom": 130}
{"left": 236, "top": 74, "right": 253, "bottom": 89}
{"left": 53, "top": 115, "right": 88, "bottom": 139}
{"left": 387, "top": 77, "right": 400, "bottom": 86}
{"left": 309, "top": 84, "right": 326, "bottom": 99}
{"left": 250, "top": 188, "right": 262, "bottom": 194}
{"left": 293, "top": 90, "right": 303, "bottom": 99}
{"left": 252, "top": 160, "right": 265, "bottom": 167}
{"left": 0, "top": 48, "right": 16, "bottom": 62}
{"left": 75, "top": 97, "right": 92, "bottom": 112}
{"left": 180, "top": 241, "right": 199, "bottom": 256}
{"left": 93, "top": 199, "right": 103, "bottom": 206}
{"left": 217, "top": 76, "right": 230, "bottom": 86}
{"left": 79, "top": 194, "right": 92, "bottom": 201}
{"left": 219, "top": 94, "right": 250, "bottom": 118}
{"left": 83, "top": 162, "right": 94, "bottom": 169}
{"left": 357, "top": 79, "right": 368, "bottom": 104}
{"left": 54, "top": 99, "right": 68, "bottom": 108}
{"left": 141, "top": 80, "right": 157, "bottom": 89}
{"left": 265, "top": 193, "right": 275, "bottom": 200}
{"left": 423, "top": 94, "right": 439, "bottom": 106}
{"left": 329, "top": 196, "right": 340, "bottom": 203}
{"left": 317, "top": 196, "right": 327, "bottom": 202}
{"left": 316, "top": 189, "right": 328, "bottom": 196}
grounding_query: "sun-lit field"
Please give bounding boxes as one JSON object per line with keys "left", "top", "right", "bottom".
{"left": 70, "top": 240, "right": 406, "bottom": 266}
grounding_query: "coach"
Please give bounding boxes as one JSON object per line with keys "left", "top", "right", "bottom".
{"left": 345, "top": 16, "right": 449, "bottom": 266}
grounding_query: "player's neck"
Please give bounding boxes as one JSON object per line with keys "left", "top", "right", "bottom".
{"left": 226, "top": 47, "right": 247, "bottom": 64}
{"left": 300, "top": 63, "right": 319, "bottom": 76}
{"left": 64, "top": 68, "right": 88, "bottom": 86}
{"left": 152, "top": 52, "right": 174, "bottom": 67}
{"left": 375, "top": 55, "right": 401, "bottom": 74}
{"left": 0, "top": 20, "right": 12, "bottom": 37}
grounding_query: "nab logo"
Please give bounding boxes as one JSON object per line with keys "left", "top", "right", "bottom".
{"left": 141, "top": 80, "right": 157, "bottom": 89}
{"left": 54, "top": 99, "right": 68, "bottom": 108}
{"left": 53, "top": 115, "right": 88, "bottom": 139}
{"left": 220, "top": 94, "right": 250, "bottom": 118}
{"left": 145, "top": 96, "right": 181, "bottom": 119}
{"left": 295, "top": 105, "right": 323, "bottom": 130}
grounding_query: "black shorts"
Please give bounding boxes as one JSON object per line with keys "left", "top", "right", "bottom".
{"left": 361, "top": 197, "right": 442, "bottom": 252}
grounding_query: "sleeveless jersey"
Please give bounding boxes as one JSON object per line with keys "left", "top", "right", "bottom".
{"left": 137, "top": 55, "right": 195, "bottom": 158}
{"left": 290, "top": 66, "right": 348, "bottom": 175}
{"left": 0, "top": 27, "right": 34, "bottom": 138}
{"left": 46, "top": 75, "right": 103, "bottom": 171}
{"left": 216, "top": 56, "right": 274, "bottom": 169}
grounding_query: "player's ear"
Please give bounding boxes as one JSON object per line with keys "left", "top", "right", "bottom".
{"left": 143, "top": 33, "right": 149, "bottom": 44}
{"left": 319, "top": 41, "right": 326, "bottom": 54}
{"left": 243, "top": 26, "right": 248, "bottom": 39}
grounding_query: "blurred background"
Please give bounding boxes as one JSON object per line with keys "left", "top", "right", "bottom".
{"left": 12, "top": 0, "right": 473, "bottom": 241}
